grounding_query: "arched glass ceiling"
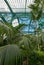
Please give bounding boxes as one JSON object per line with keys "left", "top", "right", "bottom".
{"left": 0, "top": 0, "right": 34, "bottom": 13}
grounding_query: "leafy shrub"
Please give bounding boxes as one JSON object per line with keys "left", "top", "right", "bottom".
{"left": 28, "top": 51, "right": 44, "bottom": 65}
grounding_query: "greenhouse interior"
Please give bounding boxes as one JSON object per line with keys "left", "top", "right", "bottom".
{"left": 0, "top": 0, "right": 44, "bottom": 65}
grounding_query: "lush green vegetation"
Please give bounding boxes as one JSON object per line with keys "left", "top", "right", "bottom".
{"left": 0, "top": 21, "right": 44, "bottom": 65}
{"left": 0, "top": 0, "right": 44, "bottom": 65}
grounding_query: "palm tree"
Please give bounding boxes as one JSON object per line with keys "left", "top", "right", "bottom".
{"left": 28, "top": 0, "right": 44, "bottom": 50}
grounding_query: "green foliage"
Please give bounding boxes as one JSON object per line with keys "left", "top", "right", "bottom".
{"left": 0, "top": 21, "right": 25, "bottom": 46}
{"left": 19, "top": 36, "right": 31, "bottom": 50}
{"left": 0, "top": 45, "right": 44, "bottom": 65}
{"left": 28, "top": 51, "right": 44, "bottom": 65}
{"left": 0, "top": 45, "right": 23, "bottom": 65}
{"left": 28, "top": 0, "right": 44, "bottom": 21}
{"left": 0, "top": 0, "right": 44, "bottom": 65}
{"left": 28, "top": 0, "right": 44, "bottom": 51}
{"left": 0, "top": 22, "right": 14, "bottom": 46}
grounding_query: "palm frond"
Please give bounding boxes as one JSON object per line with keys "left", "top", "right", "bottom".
{"left": 0, "top": 45, "right": 23, "bottom": 65}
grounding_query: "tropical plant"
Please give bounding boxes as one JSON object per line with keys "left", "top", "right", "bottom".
{"left": 0, "top": 45, "right": 24, "bottom": 65}
{"left": 28, "top": 0, "right": 44, "bottom": 21}
{"left": 0, "top": 21, "right": 25, "bottom": 46}
{"left": 0, "top": 21, "right": 13, "bottom": 46}
{"left": 28, "top": 50, "right": 44, "bottom": 65}
{"left": 28, "top": 0, "right": 44, "bottom": 50}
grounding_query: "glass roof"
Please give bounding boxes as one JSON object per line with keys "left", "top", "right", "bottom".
{"left": 0, "top": 0, "right": 44, "bottom": 34}
{"left": 0, "top": 0, "right": 10, "bottom": 12}
{"left": 0, "top": 0, "right": 34, "bottom": 13}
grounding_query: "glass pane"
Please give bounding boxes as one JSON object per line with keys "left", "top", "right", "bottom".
{"left": 0, "top": 0, "right": 10, "bottom": 12}
{"left": 0, "top": 0, "right": 34, "bottom": 12}
{"left": 19, "top": 17, "right": 30, "bottom": 24}
{"left": 2, "top": 14, "right": 12, "bottom": 23}
{"left": 7, "top": 0, "right": 34, "bottom": 12}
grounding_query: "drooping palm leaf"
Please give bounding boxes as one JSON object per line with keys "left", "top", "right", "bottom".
{"left": 0, "top": 45, "right": 23, "bottom": 65}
